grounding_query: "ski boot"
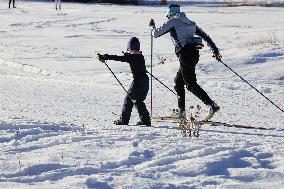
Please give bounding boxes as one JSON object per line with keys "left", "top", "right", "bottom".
{"left": 172, "top": 109, "right": 186, "bottom": 119}
{"left": 136, "top": 120, "right": 151, "bottom": 126}
{"left": 114, "top": 119, "right": 128, "bottom": 125}
{"left": 204, "top": 102, "right": 220, "bottom": 122}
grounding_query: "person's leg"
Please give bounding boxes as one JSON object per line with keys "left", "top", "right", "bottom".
{"left": 179, "top": 49, "right": 213, "bottom": 106}
{"left": 119, "top": 96, "right": 134, "bottom": 124}
{"left": 135, "top": 100, "right": 150, "bottom": 125}
{"left": 115, "top": 82, "right": 136, "bottom": 125}
{"left": 174, "top": 68, "right": 185, "bottom": 111}
{"left": 13, "top": 0, "right": 15, "bottom": 8}
{"left": 59, "top": 0, "right": 61, "bottom": 10}
{"left": 134, "top": 78, "right": 151, "bottom": 125}
{"left": 9, "top": 0, "right": 11, "bottom": 8}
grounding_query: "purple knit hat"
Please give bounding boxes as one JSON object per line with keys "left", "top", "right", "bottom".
{"left": 127, "top": 37, "right": 140, "bottom": 51}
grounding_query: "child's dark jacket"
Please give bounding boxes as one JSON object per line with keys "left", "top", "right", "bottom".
{"left": 106, "top": 53, "right": 148, "bottom": 80}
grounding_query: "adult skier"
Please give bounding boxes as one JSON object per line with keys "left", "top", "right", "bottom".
{"left": 97, "top": 37, "right": 151, "bottom": 126}
{"left": 149, "top": 4, "right": 222, "bottom": 121}
{"left": 9, "top": 0, "right": 16, "bottom": 8}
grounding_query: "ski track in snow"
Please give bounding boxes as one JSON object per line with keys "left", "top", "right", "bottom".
{"left": 0, "top": 1, "right": 284, "bottom": 188}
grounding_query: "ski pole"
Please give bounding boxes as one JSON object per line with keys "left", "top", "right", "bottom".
{"left": 99, "top": 58, "right": 136, "bottom": 104}
{"left": 150, "top": 29, "right": 153, "bottom": 117}
{"left": 219, "top": 60, "right": 283, "bottom": 113}
{"left": 146, "top": 70, "right": 178, "bottom": 96}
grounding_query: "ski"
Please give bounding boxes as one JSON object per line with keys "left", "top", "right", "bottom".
{"left": 152, "top": 116, "right": 271, "bottom": 131}
{"left": 151, "top": 115, "right": 181, "bottom": 122}
{"left": 152, "top": 115, "right": 201, "bottom": 137}
{"left": 203, "top": 121, "right": 269, "bottom": 130}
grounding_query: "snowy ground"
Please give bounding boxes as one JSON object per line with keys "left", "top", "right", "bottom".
{"left": 0, "top": 1, "right": 284, "bottom": 188}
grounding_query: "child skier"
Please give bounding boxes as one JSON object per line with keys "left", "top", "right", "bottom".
{"left": 149, "top": 4, "right": 222, "bottom": 121}
{"left": 97, "top": 37, "right": 151, "bottom": 126}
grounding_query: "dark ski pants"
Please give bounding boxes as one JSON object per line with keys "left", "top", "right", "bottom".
{"left": 174, "top": 47, "right": 213, "bottom": 111}
{"left": 120, "top": 77, "right": 150, "bottom": 124}
{"left": 9, "top": 0, "right": 15, "bottom": 8}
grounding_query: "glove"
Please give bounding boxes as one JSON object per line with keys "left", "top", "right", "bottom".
{"left": 149, "top": 19, "right": 155, "bottom": 28}
{"left": 97, "top": 53, "right": 108, "bottom": 62}
{"left": 213, "top": 51, "right": 222, "bottom": 61}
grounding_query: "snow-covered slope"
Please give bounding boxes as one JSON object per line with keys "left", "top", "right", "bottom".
{"left": 0, "top": 1, "right": 284, "bottom": 188}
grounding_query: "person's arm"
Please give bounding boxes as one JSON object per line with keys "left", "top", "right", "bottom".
{"left": 152, "top": 19, "right": 175, "bottom": 38}
{"left": 97, "top": 53, "right": 130, "bottom": 63}
{"left": 105, "top": 54, "right": 129, "bottom": 62}
{"left": 196, "top": 26, "right": 222, "bottom": 61}
{"left": 104, "top": 53, "right": 130, "bottom": 62}
{"left": 195, "top": 26, "right": 218, "bottom": 53}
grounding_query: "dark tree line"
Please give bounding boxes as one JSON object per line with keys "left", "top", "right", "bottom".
{"left": 60, "top": 0, "right": 167, "bottom": 5}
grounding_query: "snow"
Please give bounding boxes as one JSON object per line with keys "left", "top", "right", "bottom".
{"left": 0, "top": 1, "right": 284, "bottom": 188}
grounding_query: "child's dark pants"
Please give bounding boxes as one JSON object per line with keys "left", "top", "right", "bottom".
{"left": 121, "top": 76, "right": 150, "bottom": 124}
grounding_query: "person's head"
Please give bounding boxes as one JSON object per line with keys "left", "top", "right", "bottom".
{"left": 127, "top": 37, "right": 140, "bottom": 53}
{"left": 166, "top": 4, "right": 180, "bottom": 19}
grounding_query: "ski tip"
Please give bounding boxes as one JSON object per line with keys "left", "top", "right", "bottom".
{"left": 202, "top": 117, "right": 215, "bottom": 123}
{"left": 203, "top": 117, "right": 211, "bottom": 122}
